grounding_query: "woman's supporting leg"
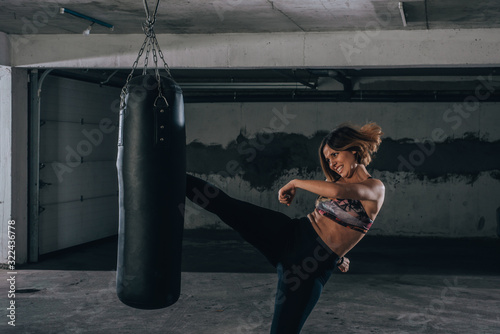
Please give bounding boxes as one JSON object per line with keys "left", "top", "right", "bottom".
{"left": 270, "top": 263, "right": 333, "bottom": 334}
{"left": 186, "top": 174, "right": 338, "bottom": 333}
{"left": 269, "top": 218, "right": 339, "bottom": 333}
{"left": 185, "top": 174, "right": 292, "bottom": 265}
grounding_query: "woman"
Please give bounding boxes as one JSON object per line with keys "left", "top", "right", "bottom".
{"left": 185, "top": 122, "right": 384, "bottom": 333}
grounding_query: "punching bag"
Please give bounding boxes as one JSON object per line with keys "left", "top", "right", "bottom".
{"left": 116, "top": 74, "right": 186, "bottom": 309}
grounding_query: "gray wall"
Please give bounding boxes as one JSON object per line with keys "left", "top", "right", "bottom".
{"left": 184, "top": 101, "right": 500, "bottom": 238}
{"left": 0, "top": 32, "right": 10, "bottom": 66}
{"left": 0, "top": 66, "right": 28, "bottom": 265}
{"left": 0, "top": 66, "right": 14, "bottom": 265}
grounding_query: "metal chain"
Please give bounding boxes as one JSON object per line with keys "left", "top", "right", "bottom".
{"left": 120, "top": 0, "right": 171, "bottom": 110}
{"left": 152, "top": 40, "right": 160, "bottom": 84}
{"left": 143, "top": 0, "right": 160, "bottom": 24}
{"left": 154, "top": 38, "right": 172, "bottom": 78}
{"left": 152, "top": 45, "right": 159, "bottom": 77}
{"left": 147, "top": 0, "right": 168, "bottom": 106}
{"left": 151, "top": 32, "right": 168, "bottom": 107}
{"left": 142, "top": 38, "right": 153, "bottom": 75}
{"left": 143, "top": 0, "right": 151, "bottom": 21}
{"left": 120, "top": 35, "right": 149, "bottom": 109}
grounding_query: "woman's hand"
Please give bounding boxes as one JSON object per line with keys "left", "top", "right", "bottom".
{"left": 338, "top": 257, "right": 350, "bottom": 273}
{"left": 278, "top": 181, "right": 296, "bottom": 206}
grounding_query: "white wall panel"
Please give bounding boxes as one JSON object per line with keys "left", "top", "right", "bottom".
{"left": 38, "top": 196, "right": 118, "bottom": 255}
{"left": 38, "top": 75, "right": 119, "bottom": 254}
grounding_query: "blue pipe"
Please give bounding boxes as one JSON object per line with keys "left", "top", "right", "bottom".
{"left": 60, "top": 7, "right": 114, "bottom": 30}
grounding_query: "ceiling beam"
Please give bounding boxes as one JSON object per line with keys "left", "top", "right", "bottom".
{"left": 0, "top": 32, "right": 11, "bottom": 66}
{"left": 9, "top": 29, "right": 500, "bottom": 69}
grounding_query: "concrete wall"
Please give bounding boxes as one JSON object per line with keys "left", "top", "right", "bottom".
{"left": 11, "top": 68, "right": 28, "bottom": 263}
{"left": 0, "top": 32, "right": 10, "bottom": 66}
{"left": 0, "top": 66, "right": 28, "bottom": 265}
{"left": 0, "top": 66, "right": 13, "bottom": 266}
{"left": 184, "top": 101, "right": 500, "bottom": 238}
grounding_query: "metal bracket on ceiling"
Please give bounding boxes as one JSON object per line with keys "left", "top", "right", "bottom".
{"left": 273, "top": 70, "right": 317, "bottom": 90}
{"left": 398, "top": 2, "right": 407, "bottom": 27}
{"left": 307, "top": 69, "right": 352, "bottom": 92}
{"left": 327, "top": 70, "right": 352, "bottom": 92}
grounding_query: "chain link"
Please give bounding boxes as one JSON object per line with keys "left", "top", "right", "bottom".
{"left": 154, "top": 38, "right": 172, "bottom": 78}
{"left": 120, "top": 35, "right": 149, "bottom": 110}
{"left": 120, "top": 0, "right": 172, "bottom": 110}
{"left": 143, "top": 38, "right": 153, "bottom": 75}
{"left": 152, "top": 42, "right": 161, "bottom": 83}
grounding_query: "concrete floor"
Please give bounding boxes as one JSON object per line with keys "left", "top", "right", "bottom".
{"left": 1, "top": 230, "right": 500, "bottom": 333}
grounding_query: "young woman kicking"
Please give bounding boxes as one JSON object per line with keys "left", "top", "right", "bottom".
{"left": 185, "top": 122, "right": 385, "bottom": 333}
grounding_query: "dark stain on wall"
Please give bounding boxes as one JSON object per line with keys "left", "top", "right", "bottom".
{"left": 187, "top": 132, "right": 500, "bottom": 189}
{"left": 374, "top": 137, "right": 500, "bottom": 182}
{"left": 187, "top": 132, "right": 325, "bottom": 190}
{"left": 490, "top": 171, "right": 500, "bottom": 181}
{"left": 478, "top": 216, "right": 485, "bottom": 231}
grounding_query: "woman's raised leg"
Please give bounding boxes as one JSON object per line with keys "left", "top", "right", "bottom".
{"left": 185, "top": 174, "right": 292, "bottom": 266}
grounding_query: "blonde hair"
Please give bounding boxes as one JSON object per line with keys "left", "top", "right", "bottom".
{"left": 319, "top": 122, "right": 383, "bottom": 181}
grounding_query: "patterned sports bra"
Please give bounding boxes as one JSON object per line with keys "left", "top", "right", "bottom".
{"left": 315, "top": 195, "right": 373, "bottom": 234}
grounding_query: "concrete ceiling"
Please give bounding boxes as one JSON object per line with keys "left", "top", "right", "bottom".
{"left": 1, "top": 0, "right": 500, "bottom": 35}
{"left": 2, "top": 1, "right": 499, "bottom": 102}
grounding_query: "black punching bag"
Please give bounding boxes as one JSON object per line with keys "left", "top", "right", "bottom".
{"left": 116, "top": 74, "right": 185, "bottom": 309}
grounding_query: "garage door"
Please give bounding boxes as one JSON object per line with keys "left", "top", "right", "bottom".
{"left": 38, "top": 75, "right": 120, "bottom": 255}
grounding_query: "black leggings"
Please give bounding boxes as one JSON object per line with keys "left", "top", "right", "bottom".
{"left": 186, "top": 174, "right": 340, "bottom": 334}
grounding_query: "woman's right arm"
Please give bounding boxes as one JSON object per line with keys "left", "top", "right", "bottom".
{"left": 279, "top": 178, "right": 384, "bottom": 205}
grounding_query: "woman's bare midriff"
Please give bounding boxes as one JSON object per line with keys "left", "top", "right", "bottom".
{"left": 307, "top": 209, "right": 366, "bottom": 258}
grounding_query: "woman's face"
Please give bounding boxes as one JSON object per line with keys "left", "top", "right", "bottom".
{"left": 322, "top": 144, "right": 357, "bottom": 179}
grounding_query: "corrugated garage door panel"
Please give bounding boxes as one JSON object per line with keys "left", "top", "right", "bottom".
{"left": 40, "top": 122, "right": 117, "bottom": 163}
{"left": 38, "top": 75, "right": 120, "bottom": 255}
{"left": 39, "top": 197, "right": 119, "bottom": 254}
{"left": 41, "top": 76, "right": 120, "bottom": 123}
{"left": 39, "top": 161, "right": 117, "bottom": 205}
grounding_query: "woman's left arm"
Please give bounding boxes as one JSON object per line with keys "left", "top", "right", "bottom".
{"left": 278, "top": 178, "right": 384, "bottom": 205}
